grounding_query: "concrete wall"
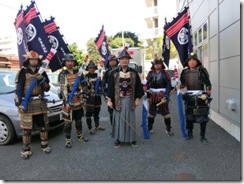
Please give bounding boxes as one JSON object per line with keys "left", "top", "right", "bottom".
{"left": 189, "top": 0, "right": 240, "bottom": 141}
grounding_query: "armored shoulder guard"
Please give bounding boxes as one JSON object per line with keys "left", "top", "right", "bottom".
{"left": 15, "top": 68, "right": 26, "bottom": 83}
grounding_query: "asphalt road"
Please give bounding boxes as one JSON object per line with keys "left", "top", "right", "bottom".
{"left": 0, "top": 94, "right": 241, "bottom": 181}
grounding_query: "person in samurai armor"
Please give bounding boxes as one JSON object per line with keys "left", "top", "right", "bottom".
{"left": 107, "top": 49, "right": 144, "bottom": 148}
{"left": 179, "top": 52, "right": 212, "bottom": 144}
{"left": 15, "top": 51, "right": 51, "bottom": 159}
{"left": 83, "top": 60, "right": 105, "bottom": 135}
{"left": 59, "top": 53, "right": 88, "bottom": 149}
{"left": 146, "top": 57, "right": 174, "bottom": 136}
{"left": 102, "top": 54, "right": 119, "bottom": 125}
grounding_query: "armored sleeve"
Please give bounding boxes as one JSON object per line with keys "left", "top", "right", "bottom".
{"left": 59, "top": 72, "right": 68, "bottom": 102}
{"left": 15, "top": 69, "right": 25, "bottom": 106}
{"left": 180, "top": 69, "right": 187, "bottom": 88}
{"left": 40, "top": 71, "right": 50, "bottom": 92}
{"left": 199, "top": 66, "right": 212, "bottom": 91}
{"left": 164, "top": 70, "right": 172, "bottom": 95}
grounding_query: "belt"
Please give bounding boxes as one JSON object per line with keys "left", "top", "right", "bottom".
{"left": 22, "top": 95, "right": 43, "bottom": 101}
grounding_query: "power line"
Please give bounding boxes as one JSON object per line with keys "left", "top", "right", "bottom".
{"left": 0, "top": 2, "right": 18, "bottom": 11}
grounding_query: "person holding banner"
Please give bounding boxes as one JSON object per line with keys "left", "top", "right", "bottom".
{"left": 83, "top": 60, "right": 105, "bottom": 135}
{"left": 59, "top": 53, "right": 88, "bottom": 149}
{"left": 102, "top": 55, "right": 119, "bottom": 125}
{"left": 146, "top": 57, "right": 174, "bottom": 136}
{"left": 106, "top": 49, "right": 144, "bottom": 148}
{"left": 15, "top": 51, "right": 52, "bottom": 159}
{"left": 179, "top": 52, "right": 212, "bottom": 144}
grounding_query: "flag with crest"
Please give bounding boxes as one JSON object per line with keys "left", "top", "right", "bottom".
{"left": 164, "top": 6, "right": 193, "bottom": 66}
{"left": 43, "top": 17, "right": 70, "bottom": 71}
{"left": 23, "top": 1, "right": 58, "bottom": 71}
{"left": 162, "top": 18, "right": 170, "bottom": 68}
{"left": 94, "top": 25, "right": 110, "bottom": 68}
{"left": 14, "top": 5, "right": 29, "bottom": 68}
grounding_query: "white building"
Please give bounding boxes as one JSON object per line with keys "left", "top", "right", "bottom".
{"left": 143, "top": 0, "right": 178, "bottom": 47}
{"left": 0, "top": 35, "right": 18, "bottom": 55}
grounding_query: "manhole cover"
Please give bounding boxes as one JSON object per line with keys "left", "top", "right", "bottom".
{"left": 175, "top": 152, "right": 187, "bottom": 160}
{"left": 176, "top": 172, "right": 194, "bottom": 180}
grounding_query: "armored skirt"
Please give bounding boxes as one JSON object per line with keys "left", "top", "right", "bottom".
{"left": 111, "top": 96, "right": 136, "bottom": 143}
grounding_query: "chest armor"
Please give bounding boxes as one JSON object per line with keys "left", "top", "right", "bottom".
{"left": 24, "top": 73, "right": 43, "bottom": 96}
{"left": 66, "top": 73, "right": 82, "bottom": 92}
{"left": 150, "top": 72, "right": 166, "bottom": 88}
{"left": 184, "top": 69, "right": 204, "bottom": 90}
{"left": 119, "top": 71, "right": 132, "bottom": 97}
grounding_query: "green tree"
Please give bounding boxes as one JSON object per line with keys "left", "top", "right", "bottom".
{"left": 112, "top": 31, "right": 143, "bottom": 48}
{"left": 68, "top": 43, "right": 84, "bottom": 65}
{"left": 109, "top": 37, "right": 134, "bottom": 49}
{"left": 144, "top": 36, "right": 178, "bottom": 60}
{"left": 86, "top": 39, "right": 102, "bottom": 65}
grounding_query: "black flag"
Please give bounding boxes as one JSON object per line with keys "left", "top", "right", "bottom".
{"left": 162, "top": 18, "right": 170, "bottom": 68}
{"left": 94, "top": 25, "right": 110, "bottom": 68}
{"left": 14, "top": 5, "right": 29, "bottom": 68}
{"left": 164, "top": 6, "right": 193, "bottom": 66}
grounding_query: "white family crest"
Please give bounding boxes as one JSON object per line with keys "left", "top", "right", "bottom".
{"left": 177, "top": 27, "right": 188, "bottom": 45}
{"left": 165, "top": 36, "right": 170, "bottom": 49}
{"left": 101, "top": 41, "right": 107, "bottom": 55}
{"left": 25, "top": 24, "right": 36, "bottom": 42}
{"left": 48, "top": 35, "right": 59, "bottom": 49}
{"left": 17, "top": 27, "right": 23, "bottom": 45}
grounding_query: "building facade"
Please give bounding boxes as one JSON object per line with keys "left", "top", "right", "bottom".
{"left": 143, "top": 0, "right": 240, "bottom": 141}
{"left": 0, "top": 36, "right": 18, "bottom": 55}
{"left": 184, "top": 0, "right": 240, "bottom": 141}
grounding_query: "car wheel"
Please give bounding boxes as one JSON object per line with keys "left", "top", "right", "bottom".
{"left": 0, "top": 115, "right": 16, "bottom": 145}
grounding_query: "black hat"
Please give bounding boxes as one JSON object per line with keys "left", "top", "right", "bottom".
{"left": 86, "top": 60, "right": 98, "bottom": 71}
{"left": 185, "top": 52, "right": 202, "bottom": 67}
{"left": 117, "top": 49, "right": 133, "bottom": 59}
{"left": 152, "top": 58, "right": 165, "bottom": 69}
{"left": 61, "top": 53, "right": 77, "bottom": 66}
{"left": 23, "top": 51, "right": 43, "bottom": 67}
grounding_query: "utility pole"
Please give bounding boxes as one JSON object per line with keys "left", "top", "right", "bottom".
{"left": 122, "top": 30, "right": 125, "bottom": 48}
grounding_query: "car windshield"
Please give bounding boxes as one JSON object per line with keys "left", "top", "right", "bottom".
{"left": 0, "top": 71, "right": 16, "bottom": 94}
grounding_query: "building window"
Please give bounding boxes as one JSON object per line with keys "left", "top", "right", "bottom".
{"left": 194, "top": 21, "right": 208, "bottom": 68}
{"left": 154, "top": 0, "right": 158, "bottom": 6}
{"left": 198, "top": 28, "right": 202, "bottom": 44}
{"left": 203, "top": 22, "right": 208, "bottom": 40}
{"left": 154, "top": 18, "right": 158, "bottom": 28}
{"left": 194, "top": 33, "right": 197, "bottom": 46}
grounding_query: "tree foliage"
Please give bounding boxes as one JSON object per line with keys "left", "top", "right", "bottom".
{"left": 68, "top": 43, "right": 84, "bottom": 65}
{"left": 68, "top": 30, "right": 179, "bottom": 66}
{"left": 86, "top": 39, "right": 102, "bottom": 65}
{"left": 112, "top": 31, "right": 142, "bottom": 48}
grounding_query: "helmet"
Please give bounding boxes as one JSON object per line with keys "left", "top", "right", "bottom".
{"left": 185, "top": 52, "right": 202, "bottom": 67}
{"left": 23, "top": 51, "right": 43, "bottom": 67}
{"left": 152, "top": 58, "right": 165, "bottom": 69}
{"left": 116, "top": 49, "right": 133, "bottom": 59}
{"left": 86, "top": 60, "right": 98, "bottom": 71}
{"left": 108, "top": 55, "right": 118, "bottom": 62}
{"left": 61, "top": 53, "right": 77, "bottom": 66}
{"left": 106, "top": 54, "right": 118, "bottom": 68}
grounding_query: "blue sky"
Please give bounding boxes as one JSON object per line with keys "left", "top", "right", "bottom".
{"left": 0, "top": 0, "right": 148, "bottom": 50}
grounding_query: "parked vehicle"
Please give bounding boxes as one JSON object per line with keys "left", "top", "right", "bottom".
{"left": 0, "top": 71, "right": 64, "bottom": 145}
